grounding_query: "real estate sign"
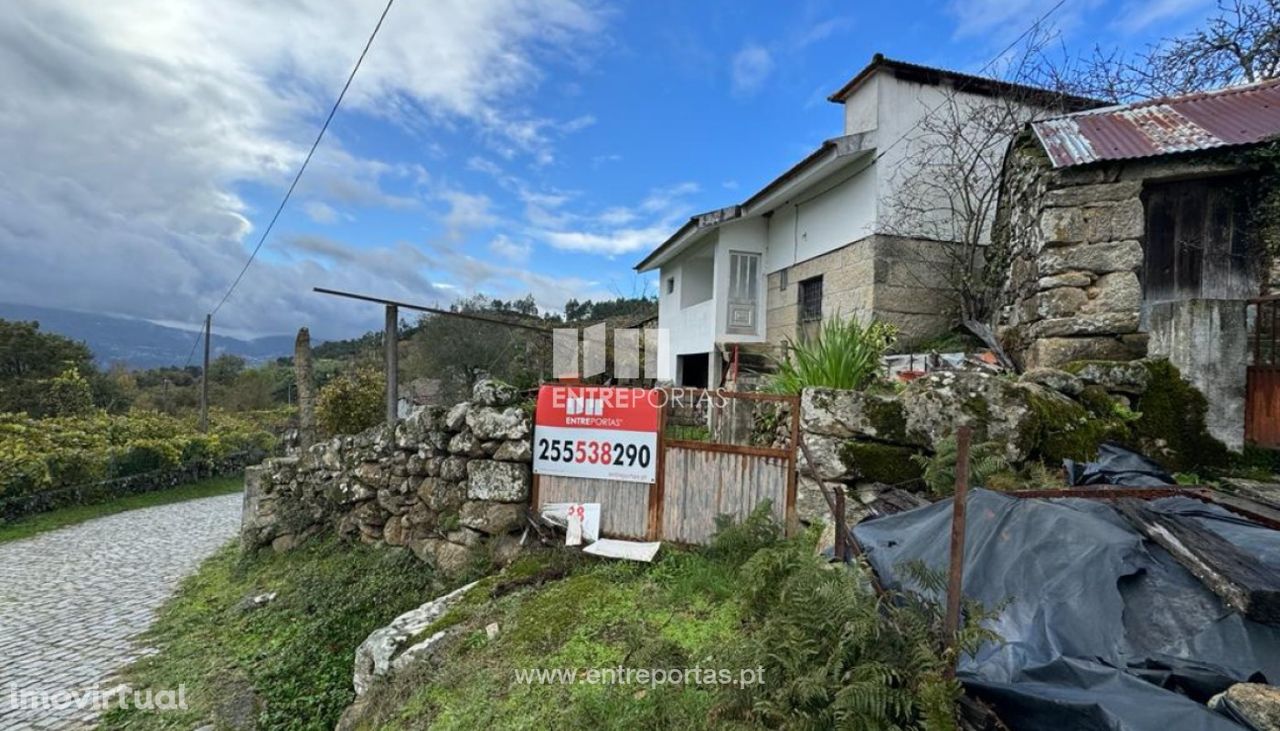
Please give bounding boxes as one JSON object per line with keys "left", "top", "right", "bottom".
{"left": 533, "top": 385, "right": 659, "bottom": 484}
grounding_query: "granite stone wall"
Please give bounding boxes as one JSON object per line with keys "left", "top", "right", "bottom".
{"left": 240, "top": 379, "right": 532, "bottom": 573}
{"left": 765, "top": 234, "right": 959, "bottom": 346}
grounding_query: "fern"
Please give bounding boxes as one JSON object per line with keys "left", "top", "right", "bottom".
{"left": 911, "top": 436, "right": 1010, "bottom": 496}
{"left": 713, "top": 530, "right": 1001, "bottom": 729}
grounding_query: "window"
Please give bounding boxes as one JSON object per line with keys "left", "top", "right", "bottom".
{"left": 798, "top": 276, "right": 823, "bottom": 322}
{"left": 666, "top": 277, "right": 674, "bottom": 295}
{"left": 726, "top": 251, "right": 760, "bottom": 335}
{"left": 1143, "top": 178, "right": 1255, "bottom": 303}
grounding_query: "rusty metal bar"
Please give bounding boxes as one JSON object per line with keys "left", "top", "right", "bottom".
{"left": 647, "top": 400, "right": 668, "bottom": 541}
{"left": 943, "top": 425, "right": 973, "bottom": 679}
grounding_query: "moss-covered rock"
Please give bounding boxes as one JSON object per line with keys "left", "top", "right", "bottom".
{"left": 837, "top": 441, "right": 923, "bottom": 485}
{"left": 1063, "top": 360, "right": 1149, "bottom": 394}
{"left": 1023, "top": 389, "right": 1128, "bottom": 463}
{"left": 1130, "top": 359, "right": 1230, "bottom": 471}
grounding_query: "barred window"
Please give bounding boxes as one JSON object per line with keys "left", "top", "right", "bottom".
{"left": 798, "top": 276, "right": 823, "bottom": 323}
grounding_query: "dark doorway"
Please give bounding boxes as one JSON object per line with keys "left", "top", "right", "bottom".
{"left": 677, "top": 353, "right": 709, "bottom": 388}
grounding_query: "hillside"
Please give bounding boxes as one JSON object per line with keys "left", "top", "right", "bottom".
{"left": 0, "top": 303, "right": 297, "bottom": 369}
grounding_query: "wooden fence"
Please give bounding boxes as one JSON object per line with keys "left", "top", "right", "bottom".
{"left": 531, "top": 389, "right": 799, "bottom": 545}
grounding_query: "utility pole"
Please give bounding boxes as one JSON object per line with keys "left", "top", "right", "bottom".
{"left": 384, "top": 304, "right": 398, "bottom": 425}
{"left": 199, "top": 313, "right": 211, "bottom": 433}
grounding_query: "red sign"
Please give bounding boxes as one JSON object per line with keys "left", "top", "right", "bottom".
{"left": 533, "top": 385, "right": 660, "bottom": 484}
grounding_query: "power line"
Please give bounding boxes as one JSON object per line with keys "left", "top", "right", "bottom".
{"left": 182, "top": 0, "right": 397, "bottom": 367}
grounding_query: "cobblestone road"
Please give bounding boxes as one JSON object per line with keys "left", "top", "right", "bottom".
{"left": 0, "top": 493, "right": 242, "bottom": 729}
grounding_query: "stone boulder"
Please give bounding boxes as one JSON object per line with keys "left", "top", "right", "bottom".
{"left": 1020, "top": 367, "right": 1084, "bottom": 397}
{"left": 444, "top": 402, "right": 469, "bottom": 432}
{"left": 1209, "top": 683, "right": 1280, "bottom": 731}
{"left": 351, "top": 580, "right": 480, "bottom": 696}
{"left": 466, "top": 461, "right": 530, "bottom": 502}
{"left": 448, "top": 431, "right": 485, "bottom": 457}
{"left": 466, "top": 406, "right": 531, "bottom": 441}
{"left": 472, "top": 378, "right": 519, "bottom": 407}
{"left": 801, "top": 389, "right": 909, "bottom": 442}
{"left": 1065, "top": 360, "right": 1150, "bottom": 394}
{"left": 459, "top": 501, "right": 526, "bottom": 535}
{"left": 493, "top": 439, "right": 532, "bottom": 462}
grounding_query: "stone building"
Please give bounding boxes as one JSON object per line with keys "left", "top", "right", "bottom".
{"left": 635, "top": 54, "right": 1095, "bottom": 387}
{"left": 997, "top": 77, "right": 1280, "bottom": 449}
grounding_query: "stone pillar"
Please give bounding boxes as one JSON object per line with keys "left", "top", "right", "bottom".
{"left": 295, "top": 327, "right": 316, "bottom": 450}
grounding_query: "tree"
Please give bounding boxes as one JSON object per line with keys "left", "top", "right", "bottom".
{"left": 207, "top": 353, "right": 246, "bottom": 386}
{"left": 0, "top": 319, "right": 96, "bottom": 414}
{"left": 1062, "top": 0, "right": 1280, "bottom": 101}
{"left": 400, "top": 294, "right": 549, "bottom": 402}
{"left": 880, "top": 28, "right": 1092, "bottom": 367}
{"left": 316, "top": 367, "right": 385, "bottom": 436}
{"left": 42, "top": 366, "right": 96, "bottom": 417}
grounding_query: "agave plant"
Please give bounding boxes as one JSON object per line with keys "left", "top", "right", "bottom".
{"left": 766, "top": 316, "right": 897, "bottom": 394}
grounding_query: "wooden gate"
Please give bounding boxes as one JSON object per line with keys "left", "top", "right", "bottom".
{"left": 531, "top": 388, "right": 799, "bottom": 544}
{"left": 1247, "top": 297, "right": 1280, "bottom": 448}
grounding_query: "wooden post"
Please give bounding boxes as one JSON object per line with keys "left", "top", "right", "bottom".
{"left": 785, "top": 394, "right": 800, "bottom": 536}
{"left": 384, "top": 304, "right": 398, "bottom": 425}
{"left": 294, "top": 327, "right": 316, "bottom": 450}
{"left": 198, "top": 313, "right": 210, "bottom": 433}
{"left": 943, "top": 425, "right": 973, "bottom": 678}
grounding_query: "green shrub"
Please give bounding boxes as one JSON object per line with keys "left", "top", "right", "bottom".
{"left": 767, "top": 316, "right": 897, "bottom": 394}
{"left": 111, "top": 439, "right": 182, "bottom": 476}
{"left": 316, "top": 367, "right": 385, "bottom": 436}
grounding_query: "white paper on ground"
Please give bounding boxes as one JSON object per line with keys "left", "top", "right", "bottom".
{"left": 582, "top": 539, "right": 661, "bottom": 562}
{"left": 541, "top": 503, "right": 600, "bottom": 545}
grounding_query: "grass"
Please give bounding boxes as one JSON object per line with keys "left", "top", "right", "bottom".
{"left": 355, "top": 547, "right": 743, "bottom": 731}
{"left": 98, "top": 536, "right": 446, "bottom": 731}
{"left": 0, "top": 474, "right": 246, "bottom": 544}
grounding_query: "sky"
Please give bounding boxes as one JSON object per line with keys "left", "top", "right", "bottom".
{"left": 0, "top": 0, "right": 1221, "bottom": 342}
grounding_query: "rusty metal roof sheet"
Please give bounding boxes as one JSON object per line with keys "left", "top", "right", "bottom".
{"left": 1033, "top": 77, "right": 1280, "bottom": 168}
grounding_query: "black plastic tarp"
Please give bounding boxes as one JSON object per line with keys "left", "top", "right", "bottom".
{"left": 852, "top": 489, "right": 1280, "bottom": 731}
{"left": 1064, "top": 441, "right": 1176, "bottom": 487}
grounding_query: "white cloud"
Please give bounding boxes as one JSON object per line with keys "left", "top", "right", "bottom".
{"left": 441, "top": 190, "right": 498, "bottom": 236}
{"left": 303, "top": 201, "right": 341, "bottom": 224}
{"left": 1116, "top": 0, "right": 1210, "bottom": 32}
{"left": 488, "top": 234, "right": 532, "bottom": 263}
{"left": 536, "top": 181, "right": 700, "bottom": 256}
{"left": 730, "top": 43, "right": 774, "bottom": 96}
{"left": 0, "top": 0, "right": 605, "bottom": 339}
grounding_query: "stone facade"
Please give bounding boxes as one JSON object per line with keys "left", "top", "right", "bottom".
{"left": 996, "top": 134, "right": 1274, "bottom": 449}
{"left": 998, "top": 137, "right": 1150, "bottom": 370}
{"left": 240, "top": 380, "right": 531, "bottom": 574}
{"left": 765, "top": 234, "right": 959, "bottom": 346}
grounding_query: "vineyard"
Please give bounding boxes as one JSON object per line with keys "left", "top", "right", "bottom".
{"left": 0, "top": 409, "right": 287, "bottom": 500}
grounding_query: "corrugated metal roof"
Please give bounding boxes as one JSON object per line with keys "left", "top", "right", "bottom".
{"left": 1033, "top": 77, "right": 1280, "bottom": 168}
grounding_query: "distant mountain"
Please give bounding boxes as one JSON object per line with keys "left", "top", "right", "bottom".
{"left": 0, "top": 303, "right": 299, "bottom": 369}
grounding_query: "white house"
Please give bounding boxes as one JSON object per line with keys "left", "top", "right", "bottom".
{"left": 635, "top": 54, "right": 1096, "bottom": 387}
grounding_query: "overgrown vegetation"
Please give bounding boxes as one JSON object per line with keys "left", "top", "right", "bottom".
{"left": 0, "top": 409, "right": 278, "bottom": 500}
{"left": 353, "top": 506, "right": 992, "bottom": 730}
{"left": 767, "top": 317, "right": 897, "bottom": 394}
{"left": 99, "top": 536, "right": 446, "bottom": 731}
{"left": 316, "top": 366, "right": 386, "bottom": 437}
